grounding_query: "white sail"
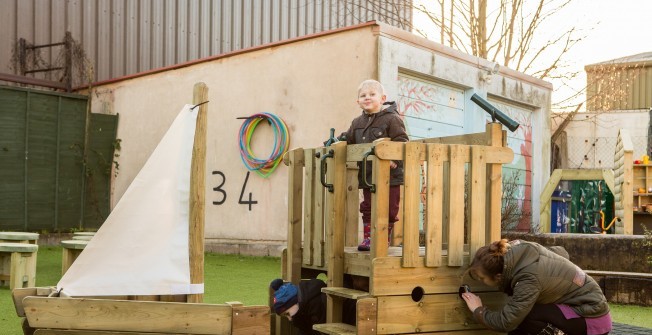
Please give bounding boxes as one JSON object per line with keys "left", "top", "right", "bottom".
{"left": 57, "top": 104, "right": 203, "bottom": 296}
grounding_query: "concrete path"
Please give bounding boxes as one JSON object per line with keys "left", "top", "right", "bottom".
{"left": 611, "top": 322, "right": 652, "bottom": 334}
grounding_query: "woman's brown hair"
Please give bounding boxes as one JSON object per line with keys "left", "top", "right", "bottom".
{"left": 469, "top": 239, "right": 511, "bottom": 279}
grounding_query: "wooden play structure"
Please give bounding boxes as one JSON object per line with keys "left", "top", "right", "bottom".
{"left": 11, "top": 83, "right": 270, "bottom": 335}
{"left": 539, "top": 129, "right": 634, "bottom": 234}
{"left": 280, "top": 123, "right": 514, "bottom": 334}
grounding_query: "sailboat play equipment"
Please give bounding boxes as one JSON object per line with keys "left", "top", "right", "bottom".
{"left": 278, "top": 120, "right": 514, "bottom": 334}
{"left": 12, "top": 83, "right": 270, "bottom": 335}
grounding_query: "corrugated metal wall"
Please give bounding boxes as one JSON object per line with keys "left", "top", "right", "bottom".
{"left": 0, "top": 0, "right": 412, "bottom": 86}
{"left": 586, "top": 61, "right": 652, "bottom": 111}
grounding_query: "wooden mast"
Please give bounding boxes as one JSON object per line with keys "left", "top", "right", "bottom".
{"left": 188, "top": 82, "right": 207, "bottom": 303}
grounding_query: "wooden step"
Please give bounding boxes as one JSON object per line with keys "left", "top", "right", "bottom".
{"left": 321, "top": 287, "right": 370, "bottom": 299}
{"left": 313, "top": 322, "right": 356, "bottom": 335}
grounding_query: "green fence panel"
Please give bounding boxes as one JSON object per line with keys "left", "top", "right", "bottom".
{"left": 0, "top": 85, "right": 117, "bottom": 232}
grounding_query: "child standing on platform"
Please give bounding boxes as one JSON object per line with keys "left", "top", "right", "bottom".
{"left": 340, "top": 79, "right": 408, "bottom": 251}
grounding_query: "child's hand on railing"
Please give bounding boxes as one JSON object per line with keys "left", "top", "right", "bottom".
{"left": 390, "top": 161, "right": 397, "bottom": 169}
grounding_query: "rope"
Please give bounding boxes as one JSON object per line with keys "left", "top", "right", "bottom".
{"left": 238, "top": 112, "right": 290, "bottom": 178}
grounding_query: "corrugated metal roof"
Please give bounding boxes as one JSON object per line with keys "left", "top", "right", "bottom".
{"left": 0, "top": 0, "right": 413, "bottom": 88}
{"left": 587, "top": 51, "right": 652, "bottom": 67}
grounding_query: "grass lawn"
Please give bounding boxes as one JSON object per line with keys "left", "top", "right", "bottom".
{"left": 1, "top": 246, "right": 651, "bottom": 334}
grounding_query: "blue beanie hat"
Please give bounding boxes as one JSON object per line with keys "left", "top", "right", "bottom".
{"left": 273, "top": 283, "right": 299, "bottom": 314}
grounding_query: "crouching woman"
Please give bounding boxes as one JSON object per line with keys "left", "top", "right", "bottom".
{"left": 461, "top": 239, "right": 611, "bottom": 335}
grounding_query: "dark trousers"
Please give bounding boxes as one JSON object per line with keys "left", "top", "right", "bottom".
{"left": 359, "top": 185, "right": 401, "bottom": 239}
{"left": 509, "top": 304, "right": 608, "bottom": 335}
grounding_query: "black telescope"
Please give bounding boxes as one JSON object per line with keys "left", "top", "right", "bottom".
{"left": 470, "top": 93, "right": 520, "bottom": 132}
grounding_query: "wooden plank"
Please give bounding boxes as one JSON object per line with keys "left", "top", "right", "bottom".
{"left": 371, "top": 155, "right": 390, "bottom": 259}
{"left": 370, "top": 257, "right": 497, "bottom": 296}
{"left": 303, "top": 148, "right": 315, "bottom": 266}
{"left": 376, "top": 292, "right": 505, "bottom": 334}
{"left": 12, "top": 287, "right": 37, "bottom": 317}
{"left": 447, "top": 145, "right": 464, "bottom": 267}
{"left": 189, "top": 82, "right": 208, "bottom": 303}
{"left": 487, "top": 123, "right": 503, "bottom": 242}
{"left": 623, "top": 150, "right": 633, "bottom": 234}
{"left": 373, "top": 141, "right": 513, "bottom": 164}
{"left": 356, "top": 298, "right": 377, "bottom": 335}
{"left": 343, "top": 251, "right": 371, "bottom": 277}
{"left": 539, "top": 169, "right": 562, "bottom": 233}
{"left": 313, "top": 323, "right": 356, "bottom": 335}
{"left": 322, "top": 287, "right": 370, "bottom": 299}
{"left": 326, "top": 141, "right": 347, "bottom": 323}
{"left": 345, "top": 143, "right": 376, "bottom": 162}
{"left": 411, "top": 131, "right": 489, "bottom": 146}
{"left": 469, "top": 146, "right": 487, "bottom": 260}
{"left": 286, "top": 148, "right": 305, "bottom": 284}
{"left": 35, "top": 330, "right": 177, "bottom": 335}
{"left": 345, "top": 163, "right": 360, "bottom": 248}
{"left": 313, "top": 148, "right": 326, "bottom": 267}
{"left": 24, "top": 297, "right": 234, "bottom": 334}
{"left": 402, "top": 142, "right": 424, "bottom": 268}
{"left": 425, "top": 145, "right": 445, "bottom": 267}
{"left": 231, "top": 305, "right": 270, "bottom": 335}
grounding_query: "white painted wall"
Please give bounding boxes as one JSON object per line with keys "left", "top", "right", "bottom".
{"left": 552, "top": 110, "right": 649, "bottom": 168}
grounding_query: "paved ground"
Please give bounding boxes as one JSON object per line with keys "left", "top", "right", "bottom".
{"left": 611, "top": 322, "right": 652, "bottom": 334}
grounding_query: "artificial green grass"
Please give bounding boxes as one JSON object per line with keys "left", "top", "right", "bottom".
{"left": 1, "top": 246, "right": 651, "bottom": 335}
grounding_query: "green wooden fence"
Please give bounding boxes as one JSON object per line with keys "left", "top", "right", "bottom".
{"left": 0, "top": 85, "right": 118, "bottom": 232}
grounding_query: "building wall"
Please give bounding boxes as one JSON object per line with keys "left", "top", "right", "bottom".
{"left": 0, "top": 0, "right": 411, "bottom": 86}
{"left": 586, "top": 57, "right": 652, "bottom": 111}
{"left": 90, "top": 22, "right": 551, "bottom": 255}
{"left": 376, "top": 25, "right": 551, "bottom": 231}
{"left": 552, "top": 110, "right": 650, "bottom": 169}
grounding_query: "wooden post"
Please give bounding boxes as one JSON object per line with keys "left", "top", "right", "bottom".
{"left": 286, "top": 148, "right": 305, "bottom": 284}
{"left": 326, "top": 141, "right": 347, "bottom": 323}
{"left": 487, "top": 123, "right": 503, "bottom": 243}
{"left": 188, "top": 82, "right": 207, "bottom": 303}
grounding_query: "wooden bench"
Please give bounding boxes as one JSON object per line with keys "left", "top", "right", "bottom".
{"left": 0, "top": 242, "right": 38, "bottom": 289}
{"left": 72, "top": 235, "right": 94, "bottom": 241}
{"left": 60, "top": 240, "right": 89, "bottom": 275}
{"left": 0, "top": 232, "right": 39, "bottom": 244}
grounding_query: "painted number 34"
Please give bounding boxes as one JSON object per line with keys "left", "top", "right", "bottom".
{"left": 212, "top": 171, "right": 258, "bottom": 211}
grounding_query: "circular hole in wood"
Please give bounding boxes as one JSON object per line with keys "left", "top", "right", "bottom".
{"left": 411, "top": 286, "right": 425, "bottom": 302}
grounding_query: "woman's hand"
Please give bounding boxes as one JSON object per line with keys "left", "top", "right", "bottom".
{"left": 462, "top": 292, "right": 483, "bottom": 312}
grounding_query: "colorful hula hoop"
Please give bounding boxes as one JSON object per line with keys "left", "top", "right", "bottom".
{"left": 238, "top": 112, "right": 290, "bottom": 178}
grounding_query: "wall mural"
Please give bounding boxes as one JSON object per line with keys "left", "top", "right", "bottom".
{"left": 396, "top": 75, "right": 533, "bottom": 231}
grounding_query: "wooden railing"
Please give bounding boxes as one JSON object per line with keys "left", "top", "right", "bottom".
{"left": 284, "top": 123, "right": 512, "bottom": 283}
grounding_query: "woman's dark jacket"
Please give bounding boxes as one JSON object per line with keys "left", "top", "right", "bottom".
{"left": 340, "top": 101, "right": 408, "bottom": 188}
{"left": 473, "top": 240, "right": 610, "bottom": 332}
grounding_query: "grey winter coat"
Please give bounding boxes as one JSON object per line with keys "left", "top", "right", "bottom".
{"left": 340, "top": 101, "right": 408, "bottom": 187}
{"left": 473, "top": 240, "right": 609, "bottom": 332}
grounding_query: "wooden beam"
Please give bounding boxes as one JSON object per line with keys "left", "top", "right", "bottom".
{"left": 376, "top": 292, "right": 506, "bottom": 334}
{"left": 356, "top": 298, "right": 378, "bottom": 335}
{"left": 469, "top": 146, "right": 487, "bottom": 259}
{"left": 326, "top": 141, "right": 347, "bottom": 323}
{"left": 425, "top": 145, "right": 444, "bottom": 267}
{"left": 24, "top": 297, "right": 234, "bottom": 334}
{"left": 188, "top": 82, "right": 208, "bottom": 303}
{"left": 487, "top": 123, "right": 503, "bottom": 243}
{"left": 447, "top": 145, "right": 464, "bottom": 267}
{"left": 402, "top": 142, "right": 422, "bottom": 268}
{"left": 539, "top": 169, "right": 563, "bottom": 233}
{"left": 286, "top": 148, "right": 305, "bottom": 284}
{"left": 373, "top": 142, "right": 513, "bottom": 164}
{"left": 231, "top": 305, "right": 270, "bottom": 335}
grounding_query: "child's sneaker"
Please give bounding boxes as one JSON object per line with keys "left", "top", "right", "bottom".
{"left": 357, "top": 238, "right": 371, "bottom": 251}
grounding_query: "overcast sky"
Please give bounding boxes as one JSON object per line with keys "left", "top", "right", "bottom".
{"left": 413, "top": 0, "right": 652, "bottom": 111}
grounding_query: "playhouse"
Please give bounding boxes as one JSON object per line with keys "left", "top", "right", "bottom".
{"left": 277, "top": 122, "right": 513, "bottom": 334}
